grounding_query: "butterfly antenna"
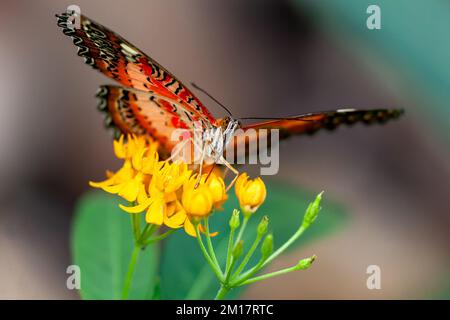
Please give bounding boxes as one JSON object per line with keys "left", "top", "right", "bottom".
{"left": 238, "top": 117, "right": 317, "bottom": 122}
{"left": 191, "top": 82, "right": 233, "bottom": 117}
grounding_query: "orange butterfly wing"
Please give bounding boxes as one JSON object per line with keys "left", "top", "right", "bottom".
{"left": 227, "top": 109, "right": 404, "bottom": 159}
{"left": 99, "top": 85, "right": 204, "bottom": 152}
{"left": 57, "top": 12, "right": 404, "bottom": 161}
{"left": 56, "top": 11, "right": 216, "bottom": 146}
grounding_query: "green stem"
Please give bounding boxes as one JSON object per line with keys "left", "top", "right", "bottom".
{"left": 137, "top": 223, "right": 150, "bottom": 243}
{"left": 215, "top": 285, "right": 230, "bottom": 300}
{"left": 231, "top": 235, "right": 262, "bottom": 280}
{"left": 142, "top": 229, "right": 175, "bottom": 246}
{"left": 185, "top": 238, "right": 230, "bottom": 299}
{"left": 261, "top": 225, "right": 306, "bottom": 269}
{"left": 232, "top": 224, "right": 308, "bottom": 286}
{"left": 238, "top": 265, "right": 299, "bottom": 286}
{"left": 138, "top": 224, "right": 158, "bottom": 244}
{"left": 234, "top": 215, "right": 249, "bottom": 247}
{"left": 225, "top": 258, "right": 238, "bottom": 283}
{"left": 121, "top": 245, "right": 140, "bottom": 299}
{"left": 131, "top": 214, "right": 140, "bottom": 242}
{"left": 223, "top": 215, "right": 251, "bottom": 283}
{"left": 231, "top": 258, "right": 265, "bottom": 286}
{"left": 224, "top": 227, "right": 235, "bottom": 276}
{"left": 204, "top": 218, "right": 221, "bottom": 271}
{"left": 195, "top": 224, "right": 224, "bottom": 281}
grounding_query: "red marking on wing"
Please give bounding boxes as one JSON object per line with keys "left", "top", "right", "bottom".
{"left": 97, "top": 85, "right": 202, "bottom": 156}
{"left": 171, "top": 116, "right": 189, "bottom": 130}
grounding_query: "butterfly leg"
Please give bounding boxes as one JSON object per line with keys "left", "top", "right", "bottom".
{"left": 167, "top": 137, "right": 195, "bottom": 163}
{"left": 219, "top": 155, "right": 239, "bottom": 192}
{"left": 195, "top": 142, "right": 208, "bottom": 188}
{"left": 222, "top": 166, "right": 230, "bottom": 179}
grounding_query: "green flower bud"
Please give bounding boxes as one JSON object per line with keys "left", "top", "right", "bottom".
{"left": 261, "top": 234, "right": 273, "bottom": 260}
{"left": 296, "top": 255, "right": 317, "bottom": 270}
{"left": 302, "top": 191, "right": 323, "bottom": 229}
{"left": 232, "top": 240, "right": 244, "bottom": 260}
{"left": 229, "top": 209, "right": 241, "bottom": 230}
{"left": 257, "top": 215, "right": 269, "bottom": 237}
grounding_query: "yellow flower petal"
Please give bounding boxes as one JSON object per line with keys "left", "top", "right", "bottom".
{"left": 118, "top": 178, "right": 141, "bottom": 202}
{"left": 89, "top": 132, "right": 244, "bottom": 238}
{"left": 164, "top": 207, "right": 187, "bottom": 228}
{"left": 102, "top": 183, "right": 125, "bottom": 194}
{"left": 184, "top": 217, "right": 197, "bottom": 237}
{"left": 113, "top": 135, "right": 126, "bottom": 159}
{"left": 164, "top": 192, "right": 177, "bottom": 203}
{"left": 136, "top": 183, "right": 149, "bottom": 205}
{"left": 206, "top": 173, "right": 227, "bottom": 208}
{"left": 132, "top": 146, "right": 147, "bottom": 171}
{"left": 141, "top": 150, "right": 159, "bottom": 174}
{"left": 199, "top": 224, "right": 218, "bottom": 237}
{"left": 182, "top": 187, "right": 213, "bottom": 217}
{"left": 89, "top": 178, "right": 113, "bottom": 188}
{"left": 166, "top": 202, "right": 176, "bottom": 217}
{"left": 119, "top": 198, "right": 152, "bottom": 213}
{"left": 145, "top": 198, "right": 165, "bottom": 225}
{"left": 235, "top": 174, "right": 266, "bottom": 214}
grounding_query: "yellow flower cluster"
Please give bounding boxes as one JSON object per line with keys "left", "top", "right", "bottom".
{"left": 90, "top": 135, "right": 266, "bottom": 237}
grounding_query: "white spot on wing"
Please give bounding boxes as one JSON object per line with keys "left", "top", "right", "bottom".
{"left": 120, "top": 43, "right": 140, "bottom": 56}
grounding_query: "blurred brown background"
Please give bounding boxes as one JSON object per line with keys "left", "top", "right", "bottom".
{"left": 1, "top": 0, "right": 450, "bottom": 299}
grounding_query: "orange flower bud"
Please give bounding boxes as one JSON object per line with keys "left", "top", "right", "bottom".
{"left": 235, "top": 173, "right": 266, "bottom": 215}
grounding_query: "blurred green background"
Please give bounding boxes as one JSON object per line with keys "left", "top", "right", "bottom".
{"left": 1, "top": 0, "right": 450, "bottom": 299}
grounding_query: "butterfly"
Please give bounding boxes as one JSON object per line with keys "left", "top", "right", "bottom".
{"left": 56, "top": 11, "right": 403, "bottom": 182}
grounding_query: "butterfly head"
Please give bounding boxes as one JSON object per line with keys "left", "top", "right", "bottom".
{"left": 217, "top": 117, "right": 240, "bottom": 131}
{"left": 218, "top": 117, "right": 240, "bottom": 146}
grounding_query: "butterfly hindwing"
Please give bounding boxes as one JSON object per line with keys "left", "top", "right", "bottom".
{"left": 97, "top": 85, "right": 204, "bottom": 155}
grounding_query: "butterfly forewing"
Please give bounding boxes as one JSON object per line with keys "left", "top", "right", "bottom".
{"left": 56, "top": 12, "right": 216, "bottom": 138}
{"left": 226, "top": 108, "right": 404, "bottom": 159}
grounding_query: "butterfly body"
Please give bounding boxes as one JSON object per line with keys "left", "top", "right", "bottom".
{"left": 56, "top": 11, "right": 403, "bottom": 164}
{"left": 202, "top": 117, "right": 240, "bottom": 164}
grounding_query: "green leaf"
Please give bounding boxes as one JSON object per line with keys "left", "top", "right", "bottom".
{"left": 72, "top": 190, "right": 158, "bottom": 299}
{"left": 160, "top": 180, "right": 348, "bottom": 299}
